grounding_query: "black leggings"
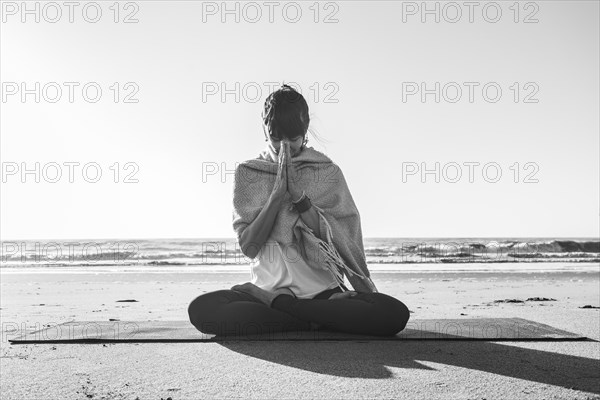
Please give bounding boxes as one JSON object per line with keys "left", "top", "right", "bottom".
{"left": 188, "top": 286, "right": 410, "bottom": 337}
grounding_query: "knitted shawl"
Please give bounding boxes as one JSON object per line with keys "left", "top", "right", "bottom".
{"left": 232, "top": 145, "right": 378, "bottom": 294}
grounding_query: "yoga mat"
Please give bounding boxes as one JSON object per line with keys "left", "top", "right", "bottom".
{"left": 8, "top": 318, "right": 586, "bottom": 343}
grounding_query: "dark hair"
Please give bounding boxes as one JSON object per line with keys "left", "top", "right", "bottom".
{"left": 262, "top": 84, "right": 310, "bottom": 140}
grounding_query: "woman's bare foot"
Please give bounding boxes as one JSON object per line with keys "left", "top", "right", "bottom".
{"left": 231, "top": 282, "right": 295, "bottom": 307}
{"left": 329, "top": 291, "right": 358, "bottom": 300}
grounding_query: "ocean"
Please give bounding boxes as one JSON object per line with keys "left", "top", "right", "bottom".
{"left": 1, "top": 238, "right": 598, "bottom": 270}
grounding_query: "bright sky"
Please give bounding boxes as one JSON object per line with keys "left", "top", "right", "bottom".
{"left": 1, "top": 1, "right": 598, "bottom": 239}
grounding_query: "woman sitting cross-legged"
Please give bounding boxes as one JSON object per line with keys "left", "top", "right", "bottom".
{"left": 188, "top": 85, "right": 410, "bottom": 337}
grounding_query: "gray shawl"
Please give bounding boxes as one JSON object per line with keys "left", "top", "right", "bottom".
{"left": 232, "top": 145, "right": 378, "bottom": 293}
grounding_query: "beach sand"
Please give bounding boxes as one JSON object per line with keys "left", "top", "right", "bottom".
{"left": 1, "top": 266, "right": 599, "bottom": 399}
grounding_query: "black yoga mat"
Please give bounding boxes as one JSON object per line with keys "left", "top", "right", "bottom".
{"left": 8, "top": 318, "right": 587, "bottom": 343}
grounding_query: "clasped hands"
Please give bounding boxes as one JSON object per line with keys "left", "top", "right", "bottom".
{"left": 272, "top": 141, "right": 305, "bottom": 203}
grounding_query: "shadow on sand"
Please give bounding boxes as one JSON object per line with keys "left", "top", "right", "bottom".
{"left": 218, "top": 337, "right": 600, "bottom": 394}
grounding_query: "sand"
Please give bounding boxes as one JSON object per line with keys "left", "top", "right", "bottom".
{"left": 1, "top": 266, "right": 599, "bottom": 399}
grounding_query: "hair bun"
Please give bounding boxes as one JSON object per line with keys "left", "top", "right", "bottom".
{"left": 262, "top": 84, "right": 310, "bottom": 140}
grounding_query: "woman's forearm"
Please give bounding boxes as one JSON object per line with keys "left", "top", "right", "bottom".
{"left": 298, "top": 206, "right": 322, "bottom": 240}
{"left": 239, "top": 194, "right": 323, "bottom": 259}
{"left": 239, "top": 195, "right": 282, "bottom": 259}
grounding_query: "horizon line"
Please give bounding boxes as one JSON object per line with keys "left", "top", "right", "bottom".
{"left": 1, "top": 236, "right": 599, "bottom": 242}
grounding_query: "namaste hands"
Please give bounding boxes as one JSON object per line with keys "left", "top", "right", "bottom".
{"left": 271, "top": 141, "right": 304, "bottom": 204}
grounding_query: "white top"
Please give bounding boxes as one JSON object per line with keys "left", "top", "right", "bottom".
{"left": 250, "top": 239, "right": 340, "bottom": 299}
